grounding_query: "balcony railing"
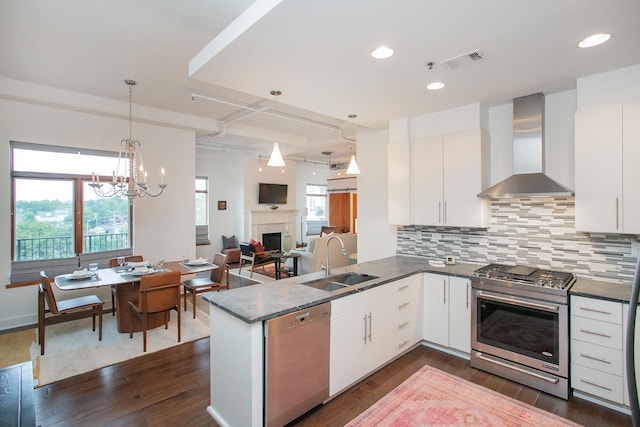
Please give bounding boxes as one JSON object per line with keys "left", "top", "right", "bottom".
{"left": 15, "top": 233, "right": 130, "bottom": 261}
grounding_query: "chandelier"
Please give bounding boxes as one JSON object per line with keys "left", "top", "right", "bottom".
{"left": 89, "top": 80, "right": 166, "bottom": 203}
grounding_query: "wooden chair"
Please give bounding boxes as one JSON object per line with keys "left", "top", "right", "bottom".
{"left": 239, "top": 242, "right": 278, "bottom": 278}
{"left": 108, "top": 255, "right": 144, "bottom": 316}
{"left": 38, "top": 271, "right": 104, "bottom": 355}
{"left": 128, "top": 270, "right": 181, "bottom": 352}
{"left": 182, "top": 253, "right": 229, "bottom": 319}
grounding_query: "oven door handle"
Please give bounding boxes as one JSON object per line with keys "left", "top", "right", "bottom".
{"left": 477, "top": 291, "right": 560, "bottom": 313}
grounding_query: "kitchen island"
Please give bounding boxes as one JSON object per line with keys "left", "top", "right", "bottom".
{"left": 202, "top": 255, "right": 476, "bottom": 427}
{"left": 202, "top": 255, "right": 635, "bottom": 426}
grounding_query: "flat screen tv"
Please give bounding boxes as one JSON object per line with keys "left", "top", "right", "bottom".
{"left": 258, "top": 183, "right": 288, "bottom": 205}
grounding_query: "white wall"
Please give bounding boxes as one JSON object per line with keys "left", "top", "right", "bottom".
{"left": 357, "top": 128, "right": 396, "bottom": 263}
{"left": 577, "top": 64, "right": 640, "bottom": 109}
{"left": 195, "top": 148, "right": 246, "bottom": 258}
{"left": 0, "top": 98, "right": 196, "bottom": 330}
{"left": 242, "top": 158, "right": 298, "bottom": 241}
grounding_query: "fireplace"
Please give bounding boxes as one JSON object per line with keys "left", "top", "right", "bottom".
{"left": 262, "top": 232, "right": 281, "bottom": 252}
{"left": 248, "top": 210, "right": 296, "bottom": 245}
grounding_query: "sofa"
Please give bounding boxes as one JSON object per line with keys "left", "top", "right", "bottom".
{"left": 290, "top": 233, "right": 357, "bottom": 276}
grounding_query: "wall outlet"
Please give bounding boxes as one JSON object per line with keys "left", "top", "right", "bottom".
{"left": 446, "top": 255, "right": 456, "bottom": 265}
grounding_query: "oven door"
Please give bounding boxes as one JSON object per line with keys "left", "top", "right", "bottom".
{"left": 471, "top": 289, "right": 568, "bottom": 377}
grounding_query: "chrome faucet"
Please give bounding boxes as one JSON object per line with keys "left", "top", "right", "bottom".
{"left": 324, "top": 235, "right": 346, "bottom": 277}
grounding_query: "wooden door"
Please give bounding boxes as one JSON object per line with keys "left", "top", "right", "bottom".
{"left": 329, "top": 192, "right": 351, "bottom": 232}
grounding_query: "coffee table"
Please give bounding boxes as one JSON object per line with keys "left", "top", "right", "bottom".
{"left": 271, "top": 252, "right": 300, "bottom": 280}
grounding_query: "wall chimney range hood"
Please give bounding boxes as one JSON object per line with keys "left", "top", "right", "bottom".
{"left": 477, "top": 92, "right": 574, "bottom": 199}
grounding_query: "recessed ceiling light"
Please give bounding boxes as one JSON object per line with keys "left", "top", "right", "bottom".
{"left": 370, "top": 46, "right": 394, "bottom": 59}
{"left": 426, "top": 82, "right": 445, "bottom": 91}
{"left": 578, "top": 33, "right": 611, "bottom": 48}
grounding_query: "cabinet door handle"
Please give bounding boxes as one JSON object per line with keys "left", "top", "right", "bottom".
{"left": 615, "top": 197, "right": 619, "bottom": 230}
{"left": 398, "top": 340, "right": 409, "bottom": 349}
{"left": 443, "top": 280, "right": 447, "bottom": 304}
{"left": 398, "top": 285, "right": 409, "bottom": 292}
{"left": 579, "top": 328, "right": 612, "bottom": 339}
{"left": 579, "top": 353, "right": 612, "bottom": 364}
{"left": 579, "top": 306, "right": 612, "bottom": 315}
{"left": 367, "top": 312, "right": 372, "bottom": 342}
{"left": 363, "top": 314, "right": 368, "bottom": 343}
{"left": 580, "top": 378, "right": 612, "bottom": 391}
{"left": 398, "top": 302, "right": 410, "bottom": 309}
{"left": 444, "top": 201, "right": 447, "bottom": 224}
{"left": 466, "top": 282, "right": 469, "bottom": 309}
{"left": 398, "top": 321, "right": 410, "bottom": 329}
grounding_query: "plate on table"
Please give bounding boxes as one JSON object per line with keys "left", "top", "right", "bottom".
{"left": 184, "top": 258, "right": 208, "bottom": 266}
{"left": 128, "top": 267, "right": 156, "bottom": 276}
{"left": 68, "top": 270, "right": 91, "bottom": 280}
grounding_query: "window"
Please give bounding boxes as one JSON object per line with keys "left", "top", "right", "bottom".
{"left": 11, "top": 142, "right": 131, "bottom": 267}
{"left": 195, "top": 176, "right": 210, "bottom": 245}
{"left": 306, "top": 184, "right": 327, "bottom": 220}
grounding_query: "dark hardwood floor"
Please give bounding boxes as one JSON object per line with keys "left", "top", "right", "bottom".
{"left": 34, "top": 338, "right": 632, "bottom": 427}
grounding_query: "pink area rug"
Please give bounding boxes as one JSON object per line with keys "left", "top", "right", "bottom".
{"left": 346, "top": 365, "right": 581, "bottom": 426}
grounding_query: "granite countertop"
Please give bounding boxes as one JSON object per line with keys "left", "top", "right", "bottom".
{"left": 203, "top": 255, "right": 480, "bottom": 323}
{"left": 570, "top": 277, "right": 633, "bottom": 303}
{"left": 203, "top": 255, "right": 636, "bottom": 324}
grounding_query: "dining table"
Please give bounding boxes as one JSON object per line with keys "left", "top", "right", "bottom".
{"left": 54, "top": 260, "right": 219, "bottom": 333}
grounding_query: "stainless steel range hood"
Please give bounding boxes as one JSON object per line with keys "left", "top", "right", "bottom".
{"left": 478, "top": 92, "right": 574, "bottom": 198}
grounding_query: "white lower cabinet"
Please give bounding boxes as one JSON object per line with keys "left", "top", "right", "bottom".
{"left": 422, "top": 273, "right": 471, "bottom": 353}
{"left": 329, "top": 275, "right": 422, "bottom": 396}
{"left": 570, "top": 295, "right": 624, "bottom": 404}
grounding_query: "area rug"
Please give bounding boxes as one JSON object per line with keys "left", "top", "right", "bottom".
{"left": 346, "top": 365, "right": 581, "bottom": 426}
{"left": 26, "top": 298, "right": 210, "bottom": 386}
{"left": 230, "top": 266, "right": 275, "bottom": 282}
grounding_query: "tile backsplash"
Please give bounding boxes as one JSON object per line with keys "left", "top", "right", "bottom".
{"left": 397, "top": 197, "right": 639, "bottom": 284}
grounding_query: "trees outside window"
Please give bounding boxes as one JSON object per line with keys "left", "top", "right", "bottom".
{"left": 12, "top": 142, "right": 131, "bottom": 261}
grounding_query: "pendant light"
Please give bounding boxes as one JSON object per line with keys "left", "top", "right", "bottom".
{"left": 346, "top": 114, "right": 360, "bottom": 175}
{"left": 267, "top": 142, "right": 285, "bottom": 166}
{"left": 266, "top": 89, "right": 286, "bottom": 167}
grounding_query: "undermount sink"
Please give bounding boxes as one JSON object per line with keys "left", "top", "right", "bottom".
{"left": 301, "top": 272, "right": 378, "bottom": 292}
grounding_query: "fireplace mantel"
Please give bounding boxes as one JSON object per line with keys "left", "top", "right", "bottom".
{"left": 248, "top": 209, "right": 297, "bottom": 242}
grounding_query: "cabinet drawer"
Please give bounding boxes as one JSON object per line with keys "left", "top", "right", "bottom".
{"left": 570, "top": 316, "right": 622, "bottom": 349}
{"left": 394, "top": 325, "right": 414, "bottom": 353}
{"left": 571, "top": 339, "right": 623, "bottom": 376}
{"left": 571, "top": 296, "right": 622, "bottom": 323}
{"left": 571, "top": 363, "right": 624, "bottom": 403}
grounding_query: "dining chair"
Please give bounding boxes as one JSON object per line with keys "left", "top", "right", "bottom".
{"left": 38, "top": 271, "right": 104, "bottom": 355}
{"left": 128, "top": 270, "right": 181, "bottom": 352}
{"left": 108, "top": 255, "right": 144, "bottom": 316}
{"left": 182, "top": 253, "right": 229, "bottom": 319}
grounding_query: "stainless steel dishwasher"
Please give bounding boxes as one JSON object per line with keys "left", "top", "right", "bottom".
{"left": 265, "top": 302, "right": 331, "bottom": 427}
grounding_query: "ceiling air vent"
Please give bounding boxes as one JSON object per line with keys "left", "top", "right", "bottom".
{"left": 441, "top": 49, "right": 487, "bottom": 71}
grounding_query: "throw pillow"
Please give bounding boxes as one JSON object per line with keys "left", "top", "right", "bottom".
{"left": 250, "top": 239, "right": 266, "bottom": 258}
{"left": 222, "top": 234, "right": 238, "bottom": 249}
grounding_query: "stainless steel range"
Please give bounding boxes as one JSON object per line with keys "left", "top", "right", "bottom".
{"left": 470, "top": 264, "right": 576, "bottom": 399}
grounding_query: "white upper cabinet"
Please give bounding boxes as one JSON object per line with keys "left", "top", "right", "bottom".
{"left": 387, "top": 140, "right": 411, "bottom": 225}
{"left": 575, "top": 103, "right": 640, "bottom": 233}
{"left": 411, "top": 129, "right": 490, "bottom": 228}
{"left": 412, "top": 136, "right": 443, "bottom": 225}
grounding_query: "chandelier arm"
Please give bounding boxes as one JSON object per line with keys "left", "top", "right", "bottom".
{"left": 92, "top": 79, "right": 167, "bottom": 203}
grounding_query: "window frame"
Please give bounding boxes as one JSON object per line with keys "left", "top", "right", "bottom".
{"left": 10, "top": 141, "right": 134, "bottom": 283}
{"left": 195, "top": 176, "right": 210, "bottom": 246}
